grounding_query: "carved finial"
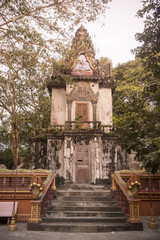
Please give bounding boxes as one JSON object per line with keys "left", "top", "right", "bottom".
{"left": 75, "top": 24, "right": 86, "bottom": 37}
{"left": 79, "top": 24, "right": 84, "bottom": 30}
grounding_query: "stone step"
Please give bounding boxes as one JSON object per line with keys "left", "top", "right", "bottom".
{"left": 50, "top": 201, "right": 116, "bottom": 207}
{"left": 38, "top": 185, "right": 131, "bottom": 233}
{"left": 57, "top": 190, "right": 110, "bottom": 197}
{"left": 39, "top": 222, "right": 131, "bottom": 232}
{"left": 59, "top": 196, "right": 112, "bottom": 201}
{"left": 47, "top": 206, "right": 121, "bottom": 212}
{"left": 45, "top": 211, "right": 125, "bottom": 217}
{"left": 57, "top": 184, "right": 109, "bottom": 191}
{"left": 42, "top": 216, "right": 128, "bottom": 223}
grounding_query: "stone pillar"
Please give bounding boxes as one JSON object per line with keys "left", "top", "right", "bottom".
{"left": 67, "top": 100, "right": 72, "bottom": 129}
{"left": 92, "top": 101, "right": 97, "bottom": 129}
{"left": 67, "top": 100, "right": 72, "bottom": 121}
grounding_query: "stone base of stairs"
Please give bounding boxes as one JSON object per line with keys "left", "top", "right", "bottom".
{"left": 39, "top": 222, "right": 131, "bottom": 232}
{"left": 28, "top": 184, "right": 143, "bottom": 232}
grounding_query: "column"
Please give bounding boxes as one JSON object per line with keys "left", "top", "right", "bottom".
{"left": 92, "top": 101, "right": 97, "bottom": 129}
{"left": 67, "top": 100, "right": 72, "bottom": 129}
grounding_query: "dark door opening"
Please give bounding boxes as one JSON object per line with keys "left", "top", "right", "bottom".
{"left": 76, "top": 145, "right": 90, "bottom": 184}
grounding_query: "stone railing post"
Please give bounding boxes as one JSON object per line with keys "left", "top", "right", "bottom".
{"left": 111, "top": 174, "right": 116, "bottom": 191}
{"left": 52, "top": 175, "right": 56, "bottom": 190}
{"left": 111, "top": 174, "right": 117, "bottom": 198}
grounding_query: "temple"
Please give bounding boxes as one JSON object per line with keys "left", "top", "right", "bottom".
{"left": 0, "top": 26, "right": 159, "bottom": 233}
{"left": 32, "top": 25, "right": 133, "bottom": 184}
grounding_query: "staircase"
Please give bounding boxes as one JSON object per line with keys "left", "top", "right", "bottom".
{"left": 39, "top": 184, "right": 131, "bottom": 232}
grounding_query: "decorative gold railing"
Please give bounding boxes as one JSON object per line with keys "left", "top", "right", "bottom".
{"left": 0, "top": 169, "right": 56, "bottom": 223}
{"left": 111, "top": 170, "right": 143, "bottom": 230}
{"left": 0, "top": 170, "right": 48, "bottom": 192}
{"left": 111, "top": 170, "right": 160, "bottom": 229}
{"left": 28, "top": 172, "right": 56, "bottom": 228}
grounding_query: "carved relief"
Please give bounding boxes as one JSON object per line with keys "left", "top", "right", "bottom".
{"left": 29, "top": 202, "right": 42, "bottom": 223}
{"left": 128, "top": 201, "right": 141, "bottom": 223}
{"left": 72, "top": 54, "right": 93, "bottom": 75}
{"left": 67, "top": 83, "right": 98, "bottom": 102}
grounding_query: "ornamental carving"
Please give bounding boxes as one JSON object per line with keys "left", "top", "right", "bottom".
{"left": 29, "top": 202, "right": 42, "bottom": 223}
{"left": 67, "top": 83, "right": 98, "bottom": 102}
{"left": 71, "top": 25, "right": 98, "bottom": 72}
{"left": 29, "top": 175, "right": 45, "bottom": 199}
{"left": 128, "top": 201, "right": 141, "bottom": 223}
{"left": 126, "top": 174, "right": 141, "bottom": 198}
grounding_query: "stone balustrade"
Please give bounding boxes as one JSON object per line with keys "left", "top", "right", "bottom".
{"left": 33, "top": 123, "right": 114, "bottom": 137}
{"left": 111, "top": 170, "right": 160, "bottom": 230}
{"left": 0, "top": 172, "right": 48, "bottom": 191}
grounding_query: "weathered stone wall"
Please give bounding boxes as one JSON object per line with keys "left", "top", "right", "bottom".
{"left": 47, "top": 136, "right": 64, "bottom": 175}
{"left": 50, "top": 88, "right": 66, "bottom": 125}
{"left": 31, "top": 132, "right": 135, "bottom": 184}
{"left": 50, "top": 82, "right": 113, "bottom": 126}
{"left": 97, "top": 88, "right": 113, "bottom": 125}
{"left": 31, "top": 139, "right": 47, "bottom": 169}
{"left": 101, "top": 137, "right": 130, "bottom": 183}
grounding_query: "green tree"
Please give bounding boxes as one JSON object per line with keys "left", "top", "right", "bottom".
{"left": 113, "top": 0, "right": 160, "bottom": 174}
{"left": 0, "top": 44, "right": 51, "bottom": 168}
{"left": 133, "top": 0, "right": 160, "bottom": 78}
{"left": 0, "top": 148, "right": 13, "bottom": 169}
{"left": 113, "top": 58, "right": 160, "bottom": 174}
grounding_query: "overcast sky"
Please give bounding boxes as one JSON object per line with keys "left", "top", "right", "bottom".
{"left": 85, "top": 0, "right": 145, "bottom": 67}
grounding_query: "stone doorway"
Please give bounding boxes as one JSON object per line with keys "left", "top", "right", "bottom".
{"left": 75, "top": 145, "right": 90, "bottom": 184}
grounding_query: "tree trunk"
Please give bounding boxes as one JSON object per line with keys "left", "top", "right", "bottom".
{"left": 11, "top": 122, "right": 19, "bottom": 169}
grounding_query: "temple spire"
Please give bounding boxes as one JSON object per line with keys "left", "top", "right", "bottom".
{"left": 71, "top": 25, "right": 98, "bottom": 73}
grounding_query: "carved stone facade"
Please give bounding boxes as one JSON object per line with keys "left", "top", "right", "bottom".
{"left": 66, "top": 82, "right": 99, "bottom": 102}
{"left": 32, "top": 25, "right": 132, "bottom": 184}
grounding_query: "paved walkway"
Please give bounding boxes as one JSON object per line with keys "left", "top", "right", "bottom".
{"left": 0, "top": 217, "right": 160, "bottom": 240}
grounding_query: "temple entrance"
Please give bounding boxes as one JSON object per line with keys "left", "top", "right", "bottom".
{"left": 75, "top": 145, "right": 90, "bottom": 184}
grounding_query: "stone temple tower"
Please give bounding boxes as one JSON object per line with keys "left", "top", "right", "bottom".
{"left": 32, "top": 25, "right": 131, "bottom": 184}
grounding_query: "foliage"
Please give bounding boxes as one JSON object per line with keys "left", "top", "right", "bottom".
{"left": 0, "top": 0, "right": 111, "bottom": 60}
{"left": 113, "top": 58, "right": 160, "bottom": 174}
{"left": 0, "top": 148, "right": 13, "bottom": 169}
{"left": 98, "top": 57, "right": 112, "bottom": 78}
{"left": 133, "top": 0, "right": 160, "bottom": 79}
{"left": 113, "top": 0, "right": 160, "bottom": 174}
{"left": 50, "top": 59, "right": 73, "bottom": 87}
{"left": 0, "top": 43, "right": 51, "bottom": 168}
{"left": 75, "top": 115, "right": 83, "bottom": 121}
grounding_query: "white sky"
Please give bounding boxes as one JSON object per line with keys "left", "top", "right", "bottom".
{"left": 85, "top": 0, "right": 144, "bottom": 67}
